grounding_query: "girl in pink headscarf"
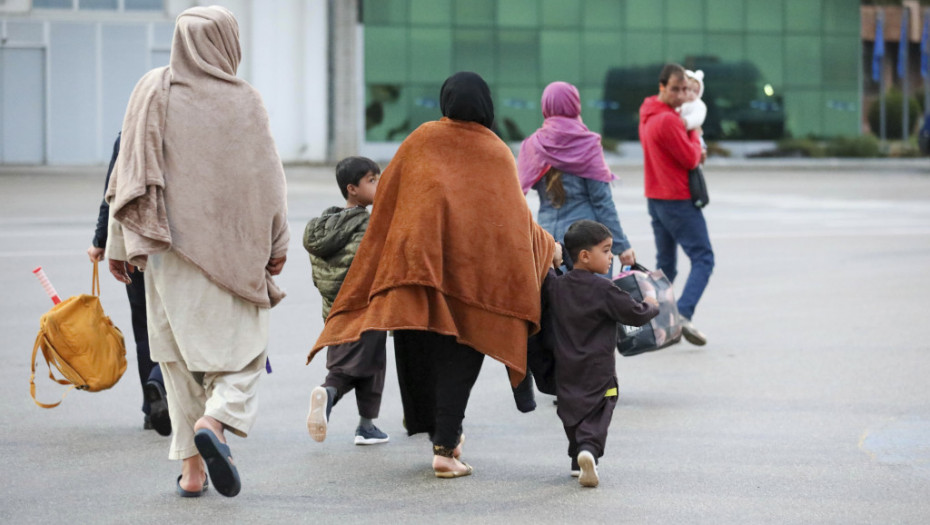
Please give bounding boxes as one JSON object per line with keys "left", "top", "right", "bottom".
{"left": 518, "top": 81, "right": 636, "bottom": 270}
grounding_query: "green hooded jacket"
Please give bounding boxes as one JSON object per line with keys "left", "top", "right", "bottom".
{"left": 303, "top": 206, "right": 370, "bottom": 318}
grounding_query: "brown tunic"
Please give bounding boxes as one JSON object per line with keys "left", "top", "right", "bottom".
{"left": 547, "top": 269, "right": 658, "bottom": 426}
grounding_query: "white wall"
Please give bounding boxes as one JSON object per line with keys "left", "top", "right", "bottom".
{"left": 248, "top": 0, "right": 328, "bottom": 163}
{"left": 0, "top": 0, "right": 331, "bottom": 165}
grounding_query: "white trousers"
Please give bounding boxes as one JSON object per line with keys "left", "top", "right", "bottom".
{"left": 161, "top": 351, "right": 266, "bottom": 460}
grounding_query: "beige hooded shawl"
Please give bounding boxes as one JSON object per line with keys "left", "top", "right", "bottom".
{"left": 106, "top": 6, "right": 289, "bottom": 307}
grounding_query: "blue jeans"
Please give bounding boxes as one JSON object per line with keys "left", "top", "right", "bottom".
{"left": 647, "top": 199, "right": 714, "bottom": 320}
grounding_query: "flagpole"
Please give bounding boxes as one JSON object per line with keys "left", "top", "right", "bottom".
{"left": 880, "top": 8, "right": 887, "bottom": 144}
{"left": 920, "top": 9, "right": 930, "bottom": 115}
{"left": 902, "top": 6, "right": 910, "bottom": 142}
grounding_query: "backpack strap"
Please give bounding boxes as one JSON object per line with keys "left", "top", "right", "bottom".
{"left": 92, "top": 260, "right": 100, "bottom": 296}
{"left": 30, "top": 331, "right": 75, "bottom": 409}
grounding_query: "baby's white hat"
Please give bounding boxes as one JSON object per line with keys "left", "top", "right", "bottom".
{"left": 685, "top": 69, "right": 704, "bottom": 98}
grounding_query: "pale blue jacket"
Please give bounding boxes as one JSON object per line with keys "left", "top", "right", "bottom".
{"left": 533, "top": 173, "right": 631, "bottom": 255}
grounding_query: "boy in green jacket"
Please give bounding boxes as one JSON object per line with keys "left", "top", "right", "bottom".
{"left": 304, "top": 156, "right": 388, "bottom": 445}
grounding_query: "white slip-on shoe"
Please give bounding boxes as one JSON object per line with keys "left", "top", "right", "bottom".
{"left": 681, "top": 318, "right": 708, "bottom": 346}
{"left": 577, "top": 450, "right": 599, "bottom": 488}
{"left": 307, "top": 386, "right": 329, "bottom": 442}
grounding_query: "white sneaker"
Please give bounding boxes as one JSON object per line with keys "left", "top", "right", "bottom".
{"left": 577, "top": 450, "right": 599, "bottom": 488}
{"left": 681, "top": 318, "right": 708, "bottom": 346}
{"left": 307, "top": 386, "right": 328, "bottom": 442}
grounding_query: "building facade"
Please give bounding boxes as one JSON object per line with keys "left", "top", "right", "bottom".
{"left": 0, "top": 0, "right": 327, "bottom": 165}
{"left": 0, "top": 0, "right": 861, "bottom": 165}
{"left": 361, "top": 0, "right": 861, "bottom": 151}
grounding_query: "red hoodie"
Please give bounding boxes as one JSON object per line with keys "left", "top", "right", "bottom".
{"left": 638, "top": 95, "right": 703, "bottom": 200}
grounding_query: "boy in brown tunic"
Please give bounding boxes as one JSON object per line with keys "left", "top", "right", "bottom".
{"left": 547, "top": 220, "right": 659, "bottom": 487}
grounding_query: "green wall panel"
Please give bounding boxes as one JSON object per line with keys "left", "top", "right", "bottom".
{"left": 361, "top": 0, "right": 862, "bottom": 142}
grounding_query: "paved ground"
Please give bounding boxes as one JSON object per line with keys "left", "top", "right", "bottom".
{"left": 1, "top": 160, "right": 929, "bottom": 524}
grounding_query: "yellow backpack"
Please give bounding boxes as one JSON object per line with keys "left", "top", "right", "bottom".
{"left": 30, "top": 262, "right": 127, "bottom": 408}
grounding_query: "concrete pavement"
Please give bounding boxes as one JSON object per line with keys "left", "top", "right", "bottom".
{"left": 1, "top": 161, "right": 929, "bottom": 524}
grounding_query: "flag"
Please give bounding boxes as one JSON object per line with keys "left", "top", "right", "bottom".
{"left": 921, "top": 12, "right": 929, "bottom": 78}
{"left": 874, "top": 10, "right": 885, "bottom": 82}
{"left": 898, "top": 6, "right": 909, "bottom": 78}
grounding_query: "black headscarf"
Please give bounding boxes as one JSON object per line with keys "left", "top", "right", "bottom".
{"left": 439, "top": 72, "right": 495, "bottom": 129}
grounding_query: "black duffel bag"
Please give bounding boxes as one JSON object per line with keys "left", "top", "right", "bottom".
{"left": 613, "top": 264, "right": 683, "bottom": 356}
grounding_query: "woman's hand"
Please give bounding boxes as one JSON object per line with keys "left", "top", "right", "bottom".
{"left": 87, "top": 245, "right": 104, "bottom": 263}
{"left": 108, "top": 259, "right": 137, "bottom": 284}
{"left": 551, "top": 242, "right": 563, "bottom": 268}
{"left": 619, "top": 248, "right": 635, "bottom": 267}
{"left": 267, "top": 255, "right": 287, "bottom": 276}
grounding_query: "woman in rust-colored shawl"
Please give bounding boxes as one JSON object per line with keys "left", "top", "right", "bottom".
{"left": 311, "top": 72, "right": 559, "bottom": 478}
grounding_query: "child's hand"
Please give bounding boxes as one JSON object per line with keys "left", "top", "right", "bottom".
{"left": 643, "top": 296, "right": 659, "bottom": 307}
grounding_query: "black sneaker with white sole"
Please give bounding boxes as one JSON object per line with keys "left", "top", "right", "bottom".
{"left": 143, "top": 380, "right": 172, "bottom": 436}
{"left": 354, "top": 424, "right": 389, "bottom": 445}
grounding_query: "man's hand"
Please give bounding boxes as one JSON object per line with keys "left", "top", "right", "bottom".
{"left": 108, "top": 258, "right": 137, "bottom": 284}
{"left": 643, "top": 296, "right": 659, "bottom": 307}
{"left": 267, "top": 255, "right": 286, "bottom": 276}
{"left": 619, "top": 248, "right": 635, "bottom": 267}
{"left": 87, "top": 246, "right": 104, "bottom": 263}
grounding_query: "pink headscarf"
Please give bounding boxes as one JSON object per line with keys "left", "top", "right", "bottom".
{"left": 517, "top": 81, "right": 617, "bottom": 194}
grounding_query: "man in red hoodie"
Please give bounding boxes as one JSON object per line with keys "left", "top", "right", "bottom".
{"left": 638, "top": 63, "right": 713, "bottom": 346}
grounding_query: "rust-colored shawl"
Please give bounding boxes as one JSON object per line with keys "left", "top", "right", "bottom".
{"left": 105, "top": 6, "right": 289, "bottom": 307}
{"left": 311, "top": 117, "right": 555, "bottom": 386}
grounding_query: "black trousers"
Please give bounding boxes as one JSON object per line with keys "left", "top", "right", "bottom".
{"left": 322, "top": 329, "right": 387, "bottom": 419}
{"left": 126, "top": 269, "right": 160, "bottom": 415}
{"left": 394, "top": 330, "right": 484, "bottom": 449}
{"left": 563, "top": 395, "right": 617, "bottom": 460}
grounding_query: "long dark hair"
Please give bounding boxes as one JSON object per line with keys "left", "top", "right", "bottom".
{"left": 543, "top": 167, "right": 565, "bottom": 208}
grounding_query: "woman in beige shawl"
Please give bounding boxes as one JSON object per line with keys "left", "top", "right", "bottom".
{"left": 105, "top": 6, "right": 289, "bottom": 498}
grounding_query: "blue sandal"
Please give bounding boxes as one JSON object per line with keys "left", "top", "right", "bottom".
{"left": 176, "top": 474, "right": 208, "bottom": 497}
{"left": 194, "top": 428, "right": 241, "bottom": 497}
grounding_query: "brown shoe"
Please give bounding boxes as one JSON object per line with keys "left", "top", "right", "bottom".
{"left": 434, "top": 460, "right": 473, "bottom": 478}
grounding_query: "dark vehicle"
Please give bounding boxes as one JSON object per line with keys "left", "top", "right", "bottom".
{"left": 601, "top": 57, "right": 785, "bottom": 141}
